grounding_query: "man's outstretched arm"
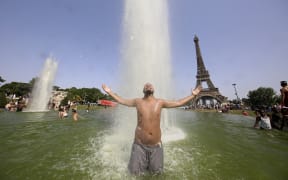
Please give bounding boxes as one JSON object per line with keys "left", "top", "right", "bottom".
{"left": 162, "top": 85, "right": 202, "bottom": 108}
{"left": 102, "top": 84, "right": 136, "bottom": 107}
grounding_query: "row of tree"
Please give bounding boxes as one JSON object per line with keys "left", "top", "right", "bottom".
{"left": 0, "top": 75, "right": 282, "bottom": 109}
{"left": 245, "top": 87, "right": 281, "bottom": 110}
{"left": 0, "top": 76, "right": 8, "bottom": 107}
{"left": 60, "top": 87, "right": 110, "bottom": 106}
{"left": 0, "top": 76, "right": 108, "bottom": 108}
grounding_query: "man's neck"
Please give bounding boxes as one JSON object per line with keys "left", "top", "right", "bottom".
{"left": 143, "top": 94, "right": 154, "bottom": 99}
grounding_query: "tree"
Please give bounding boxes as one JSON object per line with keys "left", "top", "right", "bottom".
{"left": 0, "top": 76, "right": 7, "bottom": 107}
{"left": 60, "top": 87, "right": 106, "bottom": 105}
{"left": 241, "top": 98, "right": 250, "bottom": 107}
{"left": 0, "top": 76, "right": 5, "bottom": 85}
{"left": 0, "top": 91, "right": 7, "bottom": 108}
{"left": 29, "top": 77, "right": 40, "bottom": 89}
{"left": 0, "top": 82, "right": 32, "bottom": 97}
{"left": 53, "top": 86, "right": 60, "bottom": 91}
{"left": 60, "top": 96, "right": 69, "bottom": 106}
{"left": 247, "top": 87, "right": 277, "bottom": 109}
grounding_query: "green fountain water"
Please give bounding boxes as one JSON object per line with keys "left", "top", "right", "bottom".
{"left": 1, "top": 110, "right": 288, "bottom": 179}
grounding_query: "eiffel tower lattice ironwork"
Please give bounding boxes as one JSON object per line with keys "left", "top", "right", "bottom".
{"left": 193, "top": 35, "right": 227, "bottom": 105}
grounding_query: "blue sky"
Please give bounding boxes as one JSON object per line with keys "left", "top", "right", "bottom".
{"left": 0, "top": 0, "right": 287, "bottom": 100}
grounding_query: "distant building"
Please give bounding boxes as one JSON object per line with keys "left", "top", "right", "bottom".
{"left": 50, "top": 91, "right": 68, "bottom": 110}
{"left": 192, "top": 35, "right": 227, "bottom": 107}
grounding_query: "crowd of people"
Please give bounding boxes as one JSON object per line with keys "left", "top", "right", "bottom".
{"left": 253, "top": 81, "right": 288, "bottom": 130}
{"left": 4, "top": 97, "right": 79, "bottom": 121}
{"left": 4, "top": 96, "right": 27, "bottom": 112}
{"left": 3, "top": 81, "right": 288, "bottom": 130}
{"left": 253, "top": 105, "right": 288, "bottom": 130}
{"left": 58, "top": 101, "right": 78, "bottom": 121}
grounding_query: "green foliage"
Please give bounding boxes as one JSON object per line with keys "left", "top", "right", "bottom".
{"left": 53, "top": 86, "right": 60, "bottom": 91}
{"left": 0, "top": 91, "right": 7, "bottom": 108}
{"left": 241, "top": 98, "right": 250, "bottom": 106}
{"left": 247, "top": 87, "right": 277, "bottom": 109}
{"left": 60, "top": 96, "right": 69, "bottom": 106}
{"left": 274, "top": 94, "right": 281, "bottom": 104}
{"left": 29, "top": 77, "right": 38, "bottom": 87}
{"left": 0, "top": 82, "right": 32, "bottom": 97}
{"left": 61, "top": 87, "right": 106, "bottom": 105}
{"left": 0, "top": 76, "right": 5, "bottom": 84}
{"left": 0, "top": 77, "right": 107, "bottom": 106}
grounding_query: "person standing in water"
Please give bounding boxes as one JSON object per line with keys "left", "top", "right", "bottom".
{"left": 71, "top": 101, "right": 78, "bottom": 121}
{"left": 102, "top": 83, "right": 202, "bottom": 175}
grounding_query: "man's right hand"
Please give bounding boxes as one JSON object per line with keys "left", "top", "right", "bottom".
{"left": 192, "top": 85, "right": 202, "bottom": 96}
{"left": 102, "top": 84, "right": 111, "bottom": 94}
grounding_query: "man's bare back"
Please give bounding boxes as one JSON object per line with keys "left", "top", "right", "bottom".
{"left": 102, "top": 83, "right": 202, "bottom": 146}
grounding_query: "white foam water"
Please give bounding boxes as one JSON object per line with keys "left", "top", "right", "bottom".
{"left": 94, "top": 0, "right": 186, "bottom": 177}
{"left": 25, "top": 57, "right": 58, "bottom": 112}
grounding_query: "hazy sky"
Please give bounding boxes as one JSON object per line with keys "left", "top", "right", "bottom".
{"left": 0, "top": 0, "right": 287, "bottom": 100}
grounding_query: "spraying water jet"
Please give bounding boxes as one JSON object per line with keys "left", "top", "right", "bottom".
{"left": 25, "top": 57, "right": 58, "bottom": 112}
{"left": 97, "top": 0, "right": 186, "bottom": 175}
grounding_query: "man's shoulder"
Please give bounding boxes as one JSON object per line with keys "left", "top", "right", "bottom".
{"left": 134, "top": 98, "right": 143, "bottom": 104}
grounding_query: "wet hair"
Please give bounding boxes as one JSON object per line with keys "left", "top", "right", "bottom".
{"left": 281, "top": 81, "right": 287, "bottom": 87}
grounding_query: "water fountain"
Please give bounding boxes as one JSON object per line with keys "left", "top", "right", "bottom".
{"left": 25, "top": 57, "right": 58, "bottom": 112}
{"left": 1, "top": 1, "right": 288, "bottom": 179}
{"left": 118, "top": 0, "right": 185, "bottom": 141}
{"left": 97, "top": 0, "right": 185, "bottom": 175}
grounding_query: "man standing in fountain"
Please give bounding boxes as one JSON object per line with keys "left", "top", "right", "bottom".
{"left": 102, "top": 83, "right": 202, "bottom": 175}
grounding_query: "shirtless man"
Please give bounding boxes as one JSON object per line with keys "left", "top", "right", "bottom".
{"left": 280, "top": 81, "right": 288, "bottom": 108}
{"left": 71, "top": 102, "right": 78, "bottom": 121}
{"left": 280, "top": 81, "right": 288, "bottom": 129}
{"left": 102, "top": 83, "right": 202, "bottom": 175}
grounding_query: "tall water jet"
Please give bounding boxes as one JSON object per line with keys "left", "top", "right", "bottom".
{"left": 25, "top": 57, "right": 58, "bottom": 112}
{"left": 120, "top": 0, "right": 172, "bottom": 97}
{"left": 118, "top": 0, "right": 185, "bottom": 142}
{"left": 96, "top": 0, "right": 185, "bottom": 176}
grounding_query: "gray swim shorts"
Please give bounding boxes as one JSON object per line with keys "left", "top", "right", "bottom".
{"left": 128, "top": 142, "right": 163, "bottom": 175}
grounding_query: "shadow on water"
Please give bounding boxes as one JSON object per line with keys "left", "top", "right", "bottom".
{"left": 0, "top": 109, "right": 288, "bottom": 179}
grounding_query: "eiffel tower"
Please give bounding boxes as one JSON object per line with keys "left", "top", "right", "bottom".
{"left": 193, "top": 35, "right": 227, "bottom": 106}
